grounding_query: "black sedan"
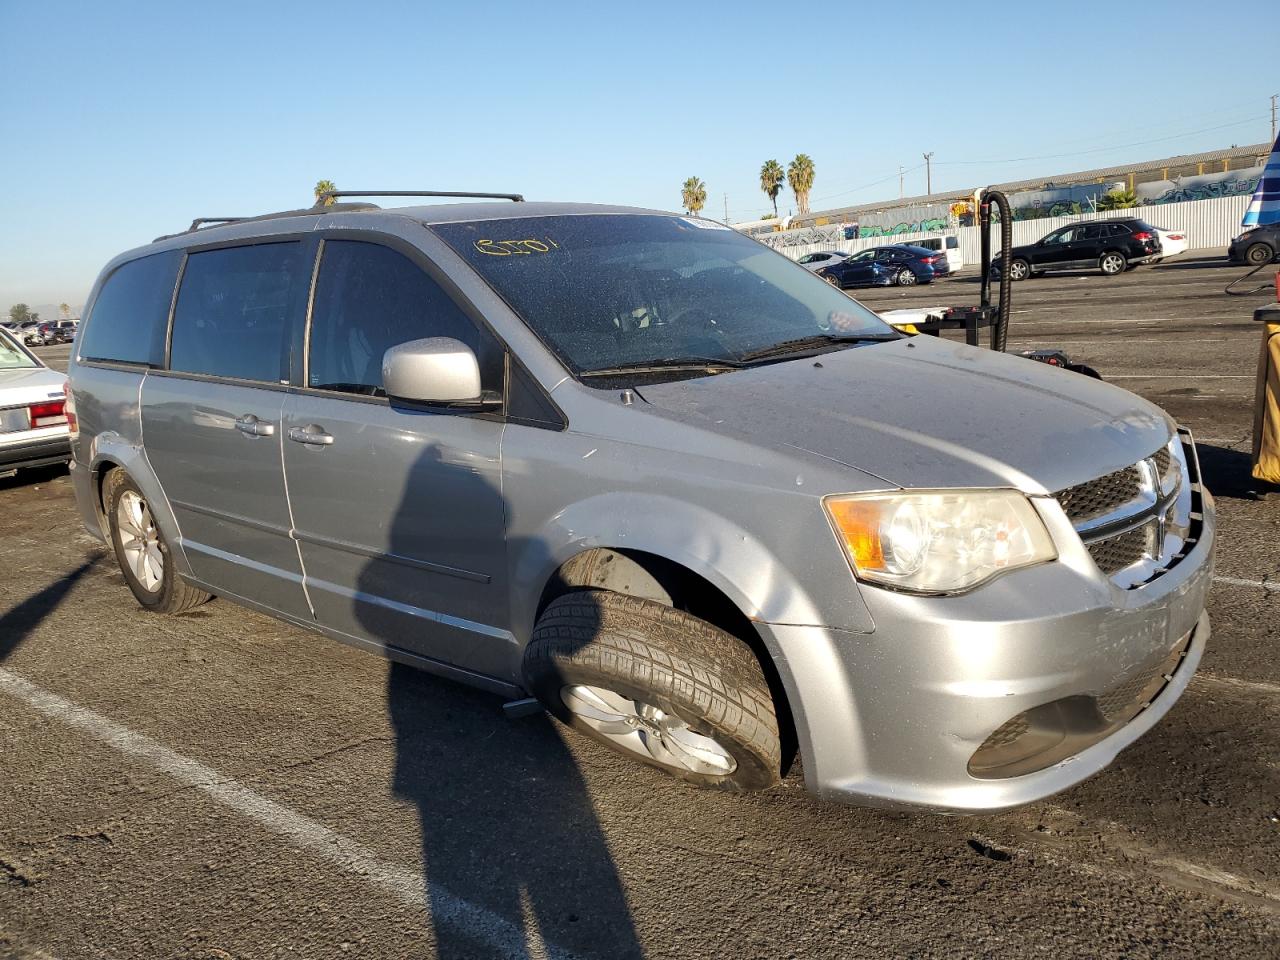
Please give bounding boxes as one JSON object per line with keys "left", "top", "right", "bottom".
{"left": 817, "top": 245, "right": 950, "bottom": 289}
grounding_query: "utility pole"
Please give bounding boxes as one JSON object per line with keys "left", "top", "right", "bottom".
{"left": 899, "top": 166, "right": 905, "bottom": 199}
{"left": 724, "top": 193, "right": 729, "bottom": 224}
{"left": 1272, "top": 93, "right": 1277, "bottom": 142}
{"left": 922, "top": 152, "right": 935, "bottom": 195}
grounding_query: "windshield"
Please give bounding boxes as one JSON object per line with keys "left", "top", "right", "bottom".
{"left": 0, "top": 332, "right": 38, "bottom": 369}
{"left": 433, "top": 214, "right": 892, "bottom": 377}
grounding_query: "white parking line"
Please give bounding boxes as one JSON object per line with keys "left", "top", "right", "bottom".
{"left": 1213, "top": 575, "right": 1280, "bottom": 592}
{"left": 1106, "top": 375, "right": 1253, "bottom": 379}
{"left": 0, "top": 668, "right": 575, "bottom": 960}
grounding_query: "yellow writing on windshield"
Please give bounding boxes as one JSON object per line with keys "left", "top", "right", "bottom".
{"left": 474, "top": 238, "right": 560, "bottom": 256}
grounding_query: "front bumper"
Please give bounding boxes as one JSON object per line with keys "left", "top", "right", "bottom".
{"left": 761, "top": 478, "right": 1215, "bottom": 814}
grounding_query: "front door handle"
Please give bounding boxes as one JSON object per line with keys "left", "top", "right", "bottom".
{"left": 235, "top": 414, "right": 275, "bottom": 437}
{"left": 288, "top": 424, "right": 334, "bottom": 446}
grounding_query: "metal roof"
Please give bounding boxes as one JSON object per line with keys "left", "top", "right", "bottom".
{"left": 797, "top": 142, "right": 1273, "bottom": 225}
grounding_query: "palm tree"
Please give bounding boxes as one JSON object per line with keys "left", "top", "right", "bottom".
{"left": 787, "top": 154, "right": 816, "bottom": 216}
{"left": 681, "top": 177, "right": 707, "bottom": 216}
{"left": 314, "top": 179, "right": 337, "bottom": 207}
{"left": 759, "top": 160, "right": 785, "bottom": 218}
{"left": 1096, "top": 187, "right": 1138, "bottom": 211}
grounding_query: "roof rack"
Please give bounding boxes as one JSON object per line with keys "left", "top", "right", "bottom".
{"left": 151, "top": 202, "right": 382, "bottom": 242}
{"left": 314, "top": 189, "right": 524, "bottom": 205}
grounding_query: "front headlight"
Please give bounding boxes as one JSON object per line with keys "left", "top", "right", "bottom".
{"left": 824, "top": 490, "right": 1057, "bottom": 595}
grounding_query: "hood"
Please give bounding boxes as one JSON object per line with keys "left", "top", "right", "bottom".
{"left": 635, "top": 336, "right": 1172, "bottom": 494}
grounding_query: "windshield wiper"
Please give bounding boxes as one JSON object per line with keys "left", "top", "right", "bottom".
{"left": 737, "top": 332, "right": 898, "bottom": 363}
{"left": 579, "top": 356, "right": 744, "bottom": 378}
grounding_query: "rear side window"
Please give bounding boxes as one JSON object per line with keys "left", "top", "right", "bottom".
{"left": 170, "top": 242, "right": 305, "bottom": 382}
{"left": 945, "top": 237, "right": 959, "bottom": 249}
{"left": 79, "top": 251, "right": 180, "bottom": 365}
{"left": 307, "top": 240, "right": 502, "bottom": 396}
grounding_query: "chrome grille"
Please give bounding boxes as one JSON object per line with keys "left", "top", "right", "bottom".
{"left": 1087, "top": 525, "right": 1149, "bottom": 576}
{"left": 1055, "top": 463, "right": 1144, "bottom": 524}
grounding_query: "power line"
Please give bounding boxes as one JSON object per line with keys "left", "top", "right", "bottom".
{"left": 934, "top": 115, "right": 1270, "bottom": 167}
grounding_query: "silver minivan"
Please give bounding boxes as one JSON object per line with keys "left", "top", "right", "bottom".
{"left": 68, "top": 196, "right": 1213, "bottom": 813}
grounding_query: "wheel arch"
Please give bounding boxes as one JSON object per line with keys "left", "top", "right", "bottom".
{"left": 535, "top": 545, "right": 800, "bottom": 772}
{"left": 85, "top": 435, "right": 193, "bottom": 578}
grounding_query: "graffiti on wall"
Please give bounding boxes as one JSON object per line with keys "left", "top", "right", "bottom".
{"left": 1137, "top": 169, "right": 1262, "bottom": 204}
{"left": 858, "top": 217, "right": 950, "bottom": 237}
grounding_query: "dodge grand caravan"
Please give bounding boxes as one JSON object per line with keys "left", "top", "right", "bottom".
{"left": 68, "top": 194, "right": 1214, "bottom": 813}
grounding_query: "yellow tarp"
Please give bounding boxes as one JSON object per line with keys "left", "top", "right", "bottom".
{"left": 1253, "top": 319, "right": 1280, "bottom": 485}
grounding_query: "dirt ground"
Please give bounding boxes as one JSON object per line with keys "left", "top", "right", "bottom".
{"left": 2, "top": 251, "right": 1278, "bottom": 959}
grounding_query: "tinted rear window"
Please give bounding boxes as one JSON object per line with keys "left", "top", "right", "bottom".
{"left": 170, "top": 242, "right": 306, "bottom": 382}
{"left": 79, "top": 251, "right": 181, "bottom": 365}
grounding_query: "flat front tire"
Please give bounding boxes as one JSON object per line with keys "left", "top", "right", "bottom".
{"left": 1245, "top": 242, "right": 1275, "bottom": 265}
{"left": 524, "top": 590, "right": 782, "bottom": 792}
{"left": 105, "top": 469, "right": 211, "bottom": 614}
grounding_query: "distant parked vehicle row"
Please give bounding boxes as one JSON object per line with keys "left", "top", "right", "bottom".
{"left": 815, "top": 245, "right": 952, "bottom": 289}
{"left": 0, "top": 319, "right": 78, "bottom": 346}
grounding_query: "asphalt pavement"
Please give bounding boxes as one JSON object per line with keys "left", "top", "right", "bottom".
{"left": 2, "top": 251, "right": 1278, "bottom": 959}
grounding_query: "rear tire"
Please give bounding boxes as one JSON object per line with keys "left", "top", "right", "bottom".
{"left": 105, "top": 470, "right": 211, "bottom": 614}
{"left": 524, "top": 590, "right": 782, "bottom": 792}
{"left": 895, "top": 268, "right": 917, "bottom": 286}
{"left": 1246, "top": 242, "right": 1275, "bottom": 265}
{"left": 1100, "top": 251, "right": 1127, "bottom": 276}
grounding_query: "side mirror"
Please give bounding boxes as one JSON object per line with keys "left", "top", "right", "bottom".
{"left": 383, "top": 337, "right": 487, "bottom": 405}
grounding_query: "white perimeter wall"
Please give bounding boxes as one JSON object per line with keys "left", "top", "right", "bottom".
{"left": 766, "top": 194, "right": 1250, "bottom": 266}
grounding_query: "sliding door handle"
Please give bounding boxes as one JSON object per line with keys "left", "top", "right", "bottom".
{"left": 235, "top": 414, "right": 275, "bottom": 437}
{"left": 288, "top": 424, "right": 334, "bottom": 446}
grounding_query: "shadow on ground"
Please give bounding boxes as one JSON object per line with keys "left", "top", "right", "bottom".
{"left": 353, "top": 438, "right": 643, "bottom": 959}
{"left": 1195, "top": 442, "right": 1278, "bottom": 500}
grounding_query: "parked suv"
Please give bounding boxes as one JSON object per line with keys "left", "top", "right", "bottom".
{"left": 992, "top": 218, "right": 1163, "bottom": 280}
{"left": 69, "top": 195, "right": 1214, "bottom": 813}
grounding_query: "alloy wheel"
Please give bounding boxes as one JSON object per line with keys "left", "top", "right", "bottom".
{"left": 117, "top": 490, "right": 164, "bottom": 592}
{"left": 561, "top": 683, "right": 737, "bottom": 776}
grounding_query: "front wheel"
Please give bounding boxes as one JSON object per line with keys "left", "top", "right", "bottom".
{"left": 824, "top": 273, "right": 842, "bottom": 288}
{"left": 895, "top": 268, "right": 917, "bottom": 286}
{"left": 524, "top": 591, "right": 782, "bottom": 791}
{"left": 105, "top": 470, "right": 211, "bottom": 614}
{"left": 1245, "top": 242, "right": 1275, "bottom": 266}
{"left": 1099, "top": 251, "right": 1127, "bottom": 276}
{"left": 1005, "top": 258, "right": 1031, "bottom": 281}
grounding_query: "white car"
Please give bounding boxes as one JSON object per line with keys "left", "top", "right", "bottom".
{"left": 1153, "top": 227, "right": 1187, "bottom": 261}
{"left": 796, "top": 250, "right": 851, "bottom": 272}
{"left": 911, "top": 235, "right": 964, "bottom": 273}
{"left": 0, "top": 327, "right": 70, "bottom": 474}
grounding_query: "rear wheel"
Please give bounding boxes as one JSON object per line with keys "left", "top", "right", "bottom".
{"left": 1246, "top": 242, "right": 1275, "bottom": 265}
{"left": 524, "top": 590, "right": 782, "bottom": 791}
{"left": 895, "top": 268, "right": 917, "bottom": 286}
{"left": 105, "top": 470, "right": 211, "bottom": 614}
{"left": 1099, "top": 251, "right": 1127, "bottom": 276}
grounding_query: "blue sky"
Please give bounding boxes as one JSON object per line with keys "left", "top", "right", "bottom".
{"left": 2, "top": 0, "right": 1276, "bottom": 311}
